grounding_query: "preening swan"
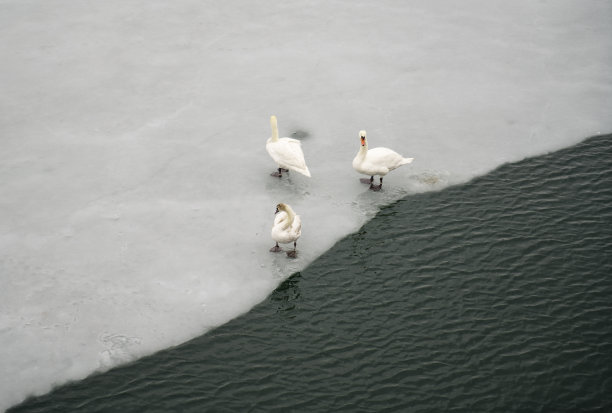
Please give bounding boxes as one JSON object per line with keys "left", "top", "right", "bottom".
{"left": 266, "top": 115, "right": 311, "bottom": 178}
{"left": 270, "top": 203, "right": 302, "bottom": 258}
{"left": 352, "top": 130, "right": 413, "bottom": 191}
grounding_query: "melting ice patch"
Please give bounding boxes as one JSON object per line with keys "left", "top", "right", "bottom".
{"left": 1, "top": 0, "right": 611, "bottom": 410}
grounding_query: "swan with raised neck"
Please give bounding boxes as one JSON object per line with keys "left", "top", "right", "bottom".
{"left": 352, "top": 130, "right": 414, "bottom": 191}
{"left": 266, "top": 115, "right": 311, "bottom": 178}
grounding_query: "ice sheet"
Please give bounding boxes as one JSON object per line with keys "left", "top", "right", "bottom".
{"left": 1, "top": 0, "right": 611, "bottom": 409}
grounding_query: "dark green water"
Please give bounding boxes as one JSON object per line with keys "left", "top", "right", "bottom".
{"left": 11, "top": 134, "right": 612, "bottom": 412}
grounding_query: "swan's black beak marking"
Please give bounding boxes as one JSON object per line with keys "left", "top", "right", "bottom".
{"left": 275, "top": 207, "right": 279, "bottom": 214}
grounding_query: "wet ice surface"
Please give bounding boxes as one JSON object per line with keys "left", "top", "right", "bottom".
{"left": 1, "top": 0, "right": 611, "bottom": 410}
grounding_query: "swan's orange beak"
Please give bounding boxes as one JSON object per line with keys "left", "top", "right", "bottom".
{"left": 361, "top": 137, "right": 365, "bottom": 146}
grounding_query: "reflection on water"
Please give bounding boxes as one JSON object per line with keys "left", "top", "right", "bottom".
{"left": 270, "top": 272, "right": 302, "bottom": 317}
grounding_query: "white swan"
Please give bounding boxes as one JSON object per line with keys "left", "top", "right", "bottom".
{"left": 270, "top": 203, "right": 302, "bottom": 258}
{"left": 352, "top": 130, "right": 413, "bottom": 191}
{"left": 266, "top": 115, "right": 311, "bottom": 178}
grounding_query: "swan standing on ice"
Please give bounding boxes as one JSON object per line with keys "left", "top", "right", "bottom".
{"left": 352, "top": 130, "right": 414, "bottom": 191}
{"left": 266, "top": 115, "right": 311, "bottom": 178}
{"left": 270, "top": 203, "right": 302, "bottom": 258}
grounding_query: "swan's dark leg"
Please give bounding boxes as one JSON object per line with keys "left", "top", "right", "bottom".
{"left": 286, "top": 241, "right": 297, "bottom": 258}
{"left": 370, "top": 177, "right": 383, "bottom": 191}
{"left": 360, "top": 176, "right": 374, "bottom": 184}
{"left": 270, "top": 242, "right": 282, "bottom": 252}
{"left": 270, "top": 167, "right": 283, "bottom": 177}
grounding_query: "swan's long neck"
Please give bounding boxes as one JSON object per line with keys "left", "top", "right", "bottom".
{"left": 356, "top": 131, "right": 369, "bottom": 157}
{"left": 283, "top": 205, "right": 296, "bottom": 225}
{"left": 276, "top": 204, "right": 296, "bottom": 230}
{"left": 270, "top": 115, "right": 279, "bottom": 142}
{"left": 357, "top": 138, "right": 368, "bottom": 158}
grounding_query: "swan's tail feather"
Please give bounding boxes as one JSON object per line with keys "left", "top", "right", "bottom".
{"left": 293, "top": 166, "right": 311, "bottom": 177}
{"left": 401, "top": 157, "right": 414, "bottom": 165}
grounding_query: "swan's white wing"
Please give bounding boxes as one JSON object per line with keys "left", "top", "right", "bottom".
{"left": 266, "top": 138, "right": 311, "bottom": 177}
{"left": 367, "top": 147, "right": 410, "bottom": 172}
{"left": 291, "top": 215, "right": 302, "bottom": 239}
{"left": 266, "top": 138, "right": 280, "bottom": 162}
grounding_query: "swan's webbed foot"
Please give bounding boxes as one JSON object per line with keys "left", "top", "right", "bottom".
{"left": 270, "top": 167, "right": 290, "bottom": 178}
{"left": 360, "top": 176, "right": 374, "bottom": 185}
{"left": 369, "top": 177, "right": 383, "bottom": 191}
{"left": 286, "top": 242, "right": 297, "bottom": 258}
{"left": 270, "top": 243, "right": 283, "bottom": 252}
